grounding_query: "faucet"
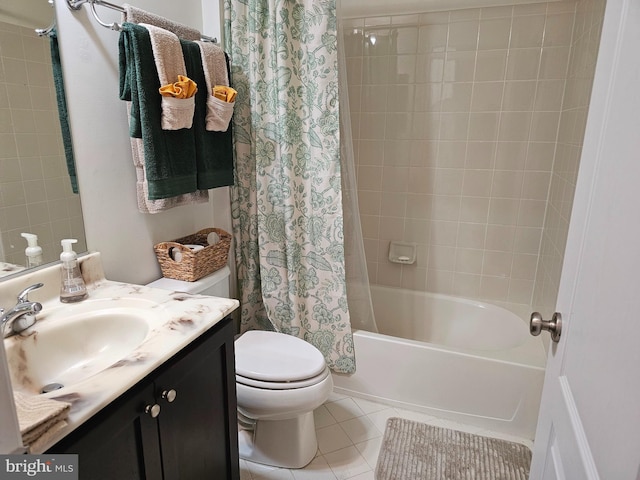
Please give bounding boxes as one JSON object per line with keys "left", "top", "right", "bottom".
{"left": 1, "top": 283, "right": 44, "bottom": 338}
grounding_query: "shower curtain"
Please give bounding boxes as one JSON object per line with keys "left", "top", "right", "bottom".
{"left": 225, "top": 0, "right": 362, "bottom": 373}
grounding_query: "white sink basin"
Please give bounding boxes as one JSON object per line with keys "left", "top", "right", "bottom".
{"left": 4, "top": 298, "right": 159, "bottom": 394}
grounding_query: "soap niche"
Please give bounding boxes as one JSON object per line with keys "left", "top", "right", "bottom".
{"left": 388, "top": 241, "right": 417, "bottom": 265}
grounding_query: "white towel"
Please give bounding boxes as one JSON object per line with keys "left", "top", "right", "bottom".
{"left": 14, "top": 391, "right": 71, "bottom": 452}
{"left": 125, "top": 98, "right": 208, "bottom": 213}
{"left": 196, "top": 41, "right": 234, "bottom": 132}
{"left": 142, "top": 23, "right": 195, "bottom": 131}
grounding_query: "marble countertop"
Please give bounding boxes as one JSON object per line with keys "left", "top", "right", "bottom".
{"left": 0, "top": 262, "right": 25, "bottom": 279}
{"left": 1, "top": 253, "right": 239, "bottom": 454}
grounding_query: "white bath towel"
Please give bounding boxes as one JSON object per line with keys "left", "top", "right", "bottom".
{"left": 196, "top": 41, "right": 234, "bottom": 132}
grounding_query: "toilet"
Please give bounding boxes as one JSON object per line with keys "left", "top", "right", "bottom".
{"left": 147, "top": 267, "right": 334, "bottom": 468}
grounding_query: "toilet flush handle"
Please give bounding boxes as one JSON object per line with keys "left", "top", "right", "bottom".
{"left": 161, "top": 389, "right": 177, "bottom": 403}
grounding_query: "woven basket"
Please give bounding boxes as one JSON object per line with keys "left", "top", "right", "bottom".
{"left": 154, "top": 228, "right": 231, "bottom": 282}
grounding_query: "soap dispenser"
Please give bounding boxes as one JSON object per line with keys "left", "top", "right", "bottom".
{"left": 21, "top": 233, "right": 43, "bottom": 268}
{"left": 59, "top": 239, "right": 88, "bottom": 303}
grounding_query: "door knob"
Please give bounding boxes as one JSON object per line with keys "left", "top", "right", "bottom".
{"left": 161, "top": 389, "right": 177, "bottom": 403}
{"left": 530, "top": 312, "right": 562, "bottom": 342}
{"left": 145, "top": 404, "right": 161, "bottom": 418}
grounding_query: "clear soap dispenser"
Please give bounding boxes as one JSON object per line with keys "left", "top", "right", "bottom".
{"left": 59, "top": 238, "right": 88, "bottom": 303}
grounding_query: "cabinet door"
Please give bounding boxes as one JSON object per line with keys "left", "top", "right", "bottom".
{"left": 49, "top": 382, "right": 163, "bottom": 480}
{"left": 156, "top": 319, "right": 239, "bottom": 480}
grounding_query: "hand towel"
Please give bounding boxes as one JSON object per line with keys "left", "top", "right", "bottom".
{"left": 196, "top": 41, "right": 235, "bottom": 132}
{"left": 49, "top": 29, "right": 78, "bottom": 194}
{"left": 142, "top": 23, "right": 196, "bottom": 131}
{"left": 14, "top": 391, "right": 71, "bottom": 452}
{"left": 119, "top": 25, "right": 208, "bottom": 210}
{"left": 184, "top": 41, "right": 235, "bottom": 189}
{"left": 159, "top": 75, "right": 197, "bottom": 98}
{"left": 122, "top": 5, "right": 201, "bottom": 41}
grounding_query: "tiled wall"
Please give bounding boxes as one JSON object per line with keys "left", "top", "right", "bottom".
{"left": 532, "top": 0, "right": 606, "bottom": 317}
{"left": 0, "top": 21, "right": 85, "bottom": 266}
{"left": 342, "top": 2, "right": 578, "bottom": 314}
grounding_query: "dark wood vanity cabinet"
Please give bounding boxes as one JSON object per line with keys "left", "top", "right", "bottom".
{"left": 48, "top": 317, "right": 240, "bottom": 480}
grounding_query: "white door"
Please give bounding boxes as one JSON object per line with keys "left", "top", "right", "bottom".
{"left": 529, "top": 0, "right": 640, "bottom": 478}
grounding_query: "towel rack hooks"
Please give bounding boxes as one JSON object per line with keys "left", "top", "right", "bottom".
{"left": 66, "top": 0, "right": 217, "bottom": 42}
{"left": 35, "top": 0, "right": 56, "bottom": 37}
{"left": 67, "top": 0, "right": 123, "bottom": 31}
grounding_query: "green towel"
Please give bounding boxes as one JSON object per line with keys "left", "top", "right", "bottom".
{"left": 118, "top": 23, "right": 234, "bottom": 200}
{"left": 185, "top": 44, "right": 235, "bottom": 189}
{"left": 49, "top": 29, "right": 78, "bottom": 194}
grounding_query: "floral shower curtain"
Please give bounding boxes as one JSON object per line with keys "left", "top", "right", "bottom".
{"left": 225, "top": 0, "right": 355, "bottom": 373}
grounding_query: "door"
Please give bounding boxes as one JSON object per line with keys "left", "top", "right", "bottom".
{"left": 529, "top": 0, "right": 640, "bottom": 478}
{"left": 156, "top": 319, "right": 240, "bottom": 480}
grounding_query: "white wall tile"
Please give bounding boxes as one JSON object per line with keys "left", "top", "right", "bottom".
{"left": 345, "top": 2, "right": 581, "bottom": 308}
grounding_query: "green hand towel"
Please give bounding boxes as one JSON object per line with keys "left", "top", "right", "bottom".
{"left": 182, "top": 42, "right": 234, "bottom": 189}
{"left": 49, "top": 29, "right": 78, "bottom": 194}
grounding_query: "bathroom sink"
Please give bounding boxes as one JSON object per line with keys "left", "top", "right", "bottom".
{"left": 4, "top": 298, "right": 158, "bottom": 394}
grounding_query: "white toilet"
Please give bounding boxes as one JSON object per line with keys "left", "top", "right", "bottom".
{"left": 147, "top": 267, "right": 334, "bottom": 469}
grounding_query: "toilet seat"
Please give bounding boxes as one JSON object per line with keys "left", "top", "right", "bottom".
{"left": 235, "top": 330, "right": 328, "bottom": 384}
{"left": 236, "top": 367, "right": 330, "bottom": 390}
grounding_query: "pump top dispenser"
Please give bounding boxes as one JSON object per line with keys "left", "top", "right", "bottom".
{"left": 59, "top": 239, "right": 87, "bottom": 303}
{"left": 21, "top": 233, "right": 43, "bottom": 268}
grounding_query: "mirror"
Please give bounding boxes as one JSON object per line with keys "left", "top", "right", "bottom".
{"left": 0, "top": 0, "right": 87, "bottom": 278}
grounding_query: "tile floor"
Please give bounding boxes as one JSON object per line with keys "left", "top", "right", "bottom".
{"left": 239, "top": 391, "right": 534, "bottom": 480}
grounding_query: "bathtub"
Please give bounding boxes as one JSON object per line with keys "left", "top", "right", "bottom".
{"left": 332, "top": 286, "right": 547, "bottom": 439}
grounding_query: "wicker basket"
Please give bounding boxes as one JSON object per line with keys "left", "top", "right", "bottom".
{"left": 154, "top": 228, "right": 231, "bottom": 282}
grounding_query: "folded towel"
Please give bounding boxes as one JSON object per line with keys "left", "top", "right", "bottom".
{"left": 14, "top": 391, "right": 71, "bottom": 452}
{"left": 159, "top": 75, "right": 197, "bottom": 99}
{"left": 185, "top": 42, "right": 235, "bottom": 189}
{"left": 119, "top": 23, "right": 234, "bottom": 199}
{"left": 120, "top": 27, "right": 208, "bottom": 211}
{"left": 143, "top": 23, "right": 196, "bottom": 131}
{"left": 119, "top": 23, "right": 198, "bottom": 199}
{"left": 213, "top": 85, "right": 237, "bottom": 102}
{"left": 131, "top": 137, "right": 209, "bottom": 213}
{"left": 49, "top": 29, "right": 78, "bottom": 194}
{"left": 122, "top": 5, "right": 201, "bottom": 41}
{"left": 196, "top": 41, "right": 235, "bottom": 132}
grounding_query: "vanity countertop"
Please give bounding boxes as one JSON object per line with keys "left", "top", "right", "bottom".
{"left": 1, "top": 253, "right": 239, "bottom": 454}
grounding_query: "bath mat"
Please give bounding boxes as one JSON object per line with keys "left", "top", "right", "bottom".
{"left": 375, "top": 417, "right": 531, "bottom": 480}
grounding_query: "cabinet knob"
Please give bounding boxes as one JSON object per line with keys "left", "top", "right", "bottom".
{"left": 145, "top": 404, "right": 161, "bottom": 418}
{"left": 161, "top": 389, "right": 177, "bottom": 403}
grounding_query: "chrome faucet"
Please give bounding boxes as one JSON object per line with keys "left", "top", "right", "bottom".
{"left": 1, "top": 283, "right": 44, "bottom": 338}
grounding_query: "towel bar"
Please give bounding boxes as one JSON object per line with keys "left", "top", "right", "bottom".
{"left": 66, "top": 0, "right": 218, "bottom": 42}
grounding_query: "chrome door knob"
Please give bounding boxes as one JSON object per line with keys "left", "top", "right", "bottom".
{"left": 530, "top": 312, "right": 562, "bottom": 343}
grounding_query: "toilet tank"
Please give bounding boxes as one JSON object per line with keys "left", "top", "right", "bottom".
{"left": 146, "top": 266, "right": 230, "bottom": 297}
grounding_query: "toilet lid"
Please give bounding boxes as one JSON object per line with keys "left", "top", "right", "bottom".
{"left": 235, "top": 330, "right": 327, "bottom": 382}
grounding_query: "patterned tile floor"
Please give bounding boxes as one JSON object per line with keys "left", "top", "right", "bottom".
{"left": 239, "top": 391, "right": 534, "bottom": 480}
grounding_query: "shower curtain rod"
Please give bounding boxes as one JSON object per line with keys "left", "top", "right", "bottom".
{"left": 66, "top": 0, "right": 217, "bottom": 43}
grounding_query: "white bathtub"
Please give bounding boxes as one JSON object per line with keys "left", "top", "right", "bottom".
{"left": 332, "top": 286, "right": 547, "bottom": 439}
